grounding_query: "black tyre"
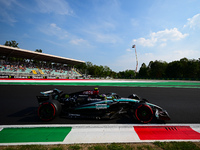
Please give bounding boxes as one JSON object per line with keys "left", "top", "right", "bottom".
{"left": 38, "top": 100, "right": 61, "bottom": 121}
{"left": 135, "top": 104, "right": 153, "bottom": 123}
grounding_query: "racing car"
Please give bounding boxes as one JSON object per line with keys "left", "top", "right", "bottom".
{"left": 36, "top": 88, "right": 170, "bottom": 123}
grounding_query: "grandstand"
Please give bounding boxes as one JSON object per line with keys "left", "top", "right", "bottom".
{"left": 0, "top": 45, "right": 85, "bottom": 79}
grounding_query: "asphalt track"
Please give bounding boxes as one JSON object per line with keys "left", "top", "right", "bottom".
{"left": 0, "top": 85, "right": 200, "bottom": 125}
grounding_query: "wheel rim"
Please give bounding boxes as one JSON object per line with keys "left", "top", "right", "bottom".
{"left": 38, "top": 103, "right": 56, "bottom": 121}
{"left": 135, "top": 104, "right": 153, "bottom": 123}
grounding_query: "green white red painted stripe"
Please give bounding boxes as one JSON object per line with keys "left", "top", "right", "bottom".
{"left": 134, "top": 126, "right": 200, "bottom": 140}
{"left": 0, "top": 127, "right": 72, "bottom": 143}
{"left": 0, "top": 78, "right": 200, "bottom": 88}
{"left": 0, "top": 124, "right": 200, "bottom": 145}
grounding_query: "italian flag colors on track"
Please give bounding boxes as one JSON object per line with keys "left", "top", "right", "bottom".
{"left": 0, "top": 124, "right": 200, "bottom": 145}
{"left": 0, "top": 78, "right": 200, "bottom": 88}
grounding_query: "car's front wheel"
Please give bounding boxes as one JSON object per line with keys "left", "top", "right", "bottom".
{"left": 135, "top": 104, "right": 153, "bottom": 123}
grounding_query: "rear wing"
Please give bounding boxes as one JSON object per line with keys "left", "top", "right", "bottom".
{"left": 40, "top": 90, "right": 53, "bottom": 96}
{"left": 37, "top": 88, "right": 63, "bottom": 103}
{"left": 40, "top": 88, "right": 63, "bottom": 96}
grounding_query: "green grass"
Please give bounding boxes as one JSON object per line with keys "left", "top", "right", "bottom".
{"left": 0, "top": 142, "right": 200, "bottom": 150}
{"left": 88, "top": 145, "right": 107, "bottom": 150}
{"left": 107, "top": 143, "right": 125, "bottom": 150}
{"left": 137, "top": 145, "right": 154, "bottom": 150}
{"left": 68, "top": 145, "right": 82, "bottom": 150}
{"left": 154, "top": 141, "right": 200, "bottom": 150}
{"left": 0, "top": 145, "right": 47, "bottom": 150}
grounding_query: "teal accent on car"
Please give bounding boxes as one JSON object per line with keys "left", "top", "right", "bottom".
{"left": 75, "top": 104, "right": 110, "bottom": 110}
{"left": 75, "top": 106, "right": 96, "bottom": 110}
{"left": 117, "top": 98, "right": 140, "bottom": 103}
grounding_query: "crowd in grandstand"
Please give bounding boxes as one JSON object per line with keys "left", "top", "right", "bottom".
{"left": 0, "top": 59, "right": 82, "bottom": 78}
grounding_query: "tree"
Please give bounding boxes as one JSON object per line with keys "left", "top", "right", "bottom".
{"left": 35, "top": 49, "right": 42, "bottom": 53}
{"left": 118, "top": 70, "right": 135, "bottom": 79}
{"left": 166, "top": 61, "right": 182, "bottom": 78}
{"left": 4, "top": 40, "right": 19, "bottom": 48}
{"left": 3, "top": 40, "right": 22, "bottom": 62}
{"left": 165, "top": 58, "right": 200, "bottom": 79}
{"left": 198, "top": 58, "right": 200, "bottom": 79}
{"left": 148, "top": 60, "right": 167, "bottom": 78}
{"left": 103, "top": 66, "right": 112, "bottom": 77}
{"left": 138, "top": 63, "right": 148, "bottom": 78}
{"left": 185, "top": 59, "right": 199, "bottom": 78}
{"left": 74, "top": 63, "right": 87, "bottom": 74}
{"left": 74, "top": 61, "right": 114, "bottom": 78}
{"left": 180, "top": 58, "right": 188, "bottom": 78}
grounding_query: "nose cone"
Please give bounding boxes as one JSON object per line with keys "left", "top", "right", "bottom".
{"left": 159, "top": 110, "right": 170, "bottom": 120}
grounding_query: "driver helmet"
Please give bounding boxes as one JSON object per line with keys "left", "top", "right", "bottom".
{"left": 93, "top": 87, "right": 99, "bottom": 95}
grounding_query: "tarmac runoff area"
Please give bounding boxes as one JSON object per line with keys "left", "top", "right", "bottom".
{"left": 0, "top": 124, "right": 200, "bottom": 145}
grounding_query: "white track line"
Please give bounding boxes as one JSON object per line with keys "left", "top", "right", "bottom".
{"left": 64, "top": 126, "right": 140, "bottom": 144}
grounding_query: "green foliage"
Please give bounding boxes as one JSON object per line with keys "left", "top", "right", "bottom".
{"left": 124, "top": 145, "right": 135, "bottom": 150}
{"left": 118, "top": 69, "right": 135, "bottom": 79}
{"left": 139, "top": 63, "right": 148, "bottom": 78}
{"left": 137, "top": 145, "right": 154, "bottom": 150}
{"left": 18, "top": 145, "right": 47, "bottom": 150}
{"left": 138, "top": 58, "right": 200, "bottom": 80}
{"left": 75, "top": 61, "right": 116, "bottom": 78}
{"left": 76, "top": 57, "right": 200, "bottom": 80}
{"left": 3, "top": 40, "right": 23, "bottom": 61}
{"left": 68, "top": 145, "right": 81, "bottom": 150}
{"left": 35, "top": 49, "right": 43, "bottom": 53}
{"left": 148, "top": 60, "right": 167, "bottom": 78}
{"left": 88, "top": 145, "right": 107, "bottom": 150}
{"left": 4, "top": 40, "right": 19, "bottom": 48}
{"left": 50, "top": 146, "right": 63, "bottom": 150}
{"left": 154, "top": 141, "right": 200, "bottom": 150}
{"left": 107, "top": 143, "right": 124, "bottom": 150}
{"left": 1, "top": 142, "right": 200, "bottom": 150}
{"left": 75, "top": 61, "right": 135, "bottom": 79}
{"left": 88, "top": 143, "right": 135, "bottom": 150}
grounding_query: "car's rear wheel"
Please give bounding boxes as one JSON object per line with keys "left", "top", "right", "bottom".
{"left": 38, "top": 100, "right": 61, "bottom": 121}
{"left": 135, "top": 104, "right": 153, "bottom": 123}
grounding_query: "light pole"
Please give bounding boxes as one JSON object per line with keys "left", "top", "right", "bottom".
{"left": 132, "top": 44, "right": 138, "bottom": 72}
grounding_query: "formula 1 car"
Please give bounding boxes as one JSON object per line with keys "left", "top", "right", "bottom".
{"left": 36, "top": 88, "right": 170, "bottom": 123}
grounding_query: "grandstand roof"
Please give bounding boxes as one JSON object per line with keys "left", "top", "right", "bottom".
{"left": 0, "top": 45, "right": 85, "bottom": 65}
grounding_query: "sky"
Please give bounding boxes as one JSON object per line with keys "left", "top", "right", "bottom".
{"left": 0, "top": 0, "right": 200, "bottom": 72}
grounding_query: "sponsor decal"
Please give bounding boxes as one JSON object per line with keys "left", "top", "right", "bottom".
{"left": 68, "top": 113, "right": 80, "bottom": 117}
{"left": 0, "top": 76, "right": 9, "bottom": 78}
{"left": 88, "top": 98, "right": 102, "bottom": 101}
{"left": 96, "top": 104, "right": 107, "bottom": 109}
